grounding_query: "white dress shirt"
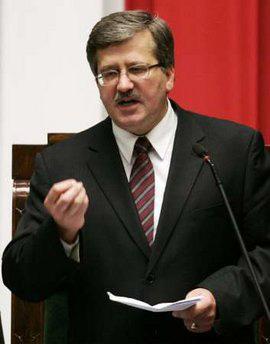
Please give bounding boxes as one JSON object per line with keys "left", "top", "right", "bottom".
{"left": 112, "top": 100, "right": 178, "bottom": 238}
{"left": 62, "top": 99, "right": 178, "bottom": 257}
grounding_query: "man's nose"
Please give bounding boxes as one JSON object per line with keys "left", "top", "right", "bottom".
{"left": 116, "top": 72, "right": 134, "bottom": 93}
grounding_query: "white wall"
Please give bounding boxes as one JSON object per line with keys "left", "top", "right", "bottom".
{"left": 0, "top": 1, "right": 124, "bottom": 342}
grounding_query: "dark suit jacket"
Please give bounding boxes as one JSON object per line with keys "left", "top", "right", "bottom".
{"left": 2, "top": 100, "right": 270, "bottom": 343}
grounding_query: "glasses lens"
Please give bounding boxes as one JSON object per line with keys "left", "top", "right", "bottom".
{"left": 100, "top": 70, "right": 118, "bottom": 86}
{"left": 128, "top": 65, "right": 149, "bottom": 79}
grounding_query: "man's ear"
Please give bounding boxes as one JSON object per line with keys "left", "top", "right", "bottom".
{"left": 165, "top": 66, "right": 175, "bottom": 92}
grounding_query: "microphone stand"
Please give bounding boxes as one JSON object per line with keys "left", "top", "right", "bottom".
{"left": 203, "top": 154, "right": 270, "bottom": 322}
{"left": 192, "top": 143, "right": 270, "bottom": 328}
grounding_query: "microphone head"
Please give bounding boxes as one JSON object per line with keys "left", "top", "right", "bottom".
{"left": 192, "top": 143, "right": 209, "bottom": 158}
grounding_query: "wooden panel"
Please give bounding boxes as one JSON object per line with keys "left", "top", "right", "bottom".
{"left": 12, "top": 150, "right": 45, "bottom": 344}
{"left": 47, "top": 133, "right": 74, "bottom": 145}
{"left": 12, "top": 145, "right": 46, "bottom": 180}
{"left": 11, "top": 135, "right": 72, "bottom": 344}
{"left": 11, "top": 296, "right": 44, "bottom": 344}
{"left": 259, "top": 319, "right": 270, "bottom": 344}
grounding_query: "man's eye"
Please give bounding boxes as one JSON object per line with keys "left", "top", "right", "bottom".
{"left": 103, "top": 70, "right": 118, "bottom": 79}
{"left": 129, "top": 66, "right": 147, "bottom": 75}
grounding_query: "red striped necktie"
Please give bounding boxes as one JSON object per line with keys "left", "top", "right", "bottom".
{"left": 129, "top": 137, "right": 155, "bottom": 246}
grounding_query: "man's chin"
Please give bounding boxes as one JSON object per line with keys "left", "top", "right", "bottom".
{"left": 117, "top": 118, "right": 152, "bottom": 135}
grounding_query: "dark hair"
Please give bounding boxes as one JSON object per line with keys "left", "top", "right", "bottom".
{"left": 86, "top": 10, "right": 174, "bottom": 75}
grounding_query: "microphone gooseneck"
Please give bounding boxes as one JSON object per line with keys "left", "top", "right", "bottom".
{"left": 192, "top": 143, "right": 270, "bottom": 322}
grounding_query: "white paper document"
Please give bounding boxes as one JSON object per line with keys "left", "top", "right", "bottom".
{"left": 107, "top": 292, "right": 202, "bottom": 313}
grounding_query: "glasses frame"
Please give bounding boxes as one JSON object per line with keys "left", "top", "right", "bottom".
{"left": 96, "top": 63, "right": 163, "bottom": 87}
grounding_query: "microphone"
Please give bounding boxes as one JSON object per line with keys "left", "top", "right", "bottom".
{"left": 192, "top": 143, "right": 270, "bottom": 322}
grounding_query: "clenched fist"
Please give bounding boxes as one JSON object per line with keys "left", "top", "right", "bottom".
{"left": 44, "top": 179, "right": 89, "bottom": 244}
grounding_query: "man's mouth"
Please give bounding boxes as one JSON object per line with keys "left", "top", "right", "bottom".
{"left": 117, "top": 99, "right": 139, "bottom": 106}
{"left": 115, "top": 92, "right": 141, "bottom": 107}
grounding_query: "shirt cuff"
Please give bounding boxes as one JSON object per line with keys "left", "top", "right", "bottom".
{"left": 60, "top": 237, "right": 80, "bottom": 262}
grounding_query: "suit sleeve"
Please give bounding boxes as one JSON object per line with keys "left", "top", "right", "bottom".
{"left": 2, "top": 152, "right": 80, "bottom": 302}
{"left": 197, "top": 130, "right": 270, "bottom": 331}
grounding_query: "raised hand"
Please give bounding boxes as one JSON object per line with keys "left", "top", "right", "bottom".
{"left": 44, "top": 179, "right": 89, "bottom": 243}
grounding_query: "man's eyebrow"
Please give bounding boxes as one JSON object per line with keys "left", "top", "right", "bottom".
{"left": 99, "top": 64, "right": 118, "bottom": 73}
{"left": 99, "top": 61, "right": 148, "bottom": 73}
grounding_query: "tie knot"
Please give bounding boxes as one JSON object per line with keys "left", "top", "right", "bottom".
{"left": 134, "top": 136, "right": 152, "bottom": 156}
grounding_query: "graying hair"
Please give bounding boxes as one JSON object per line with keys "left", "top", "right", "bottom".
{"left": 86, "top": 10, "right": 174, "bottom": 75}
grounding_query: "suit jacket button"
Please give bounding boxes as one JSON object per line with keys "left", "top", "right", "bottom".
{"left": 146, "top": 273, "right": 155, "bottom": 284}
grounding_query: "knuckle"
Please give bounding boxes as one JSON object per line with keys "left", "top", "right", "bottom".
{"left": 52, "top": 183, "right": 61, "bottom": 193}
{"left": 59, "top": 194, "right": 69, "bottom": 203}
{"left": 76, "top": 181, "right": 83, "bottom": 190}
{"left": 73, "top": 198, "right": 82, "bottom": 206}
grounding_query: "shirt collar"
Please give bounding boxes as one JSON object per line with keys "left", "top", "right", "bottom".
{"left": 112, "top": 99, "right": 177, "bottom": 164}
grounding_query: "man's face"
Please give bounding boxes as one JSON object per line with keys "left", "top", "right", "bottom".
{"left": 96, "top": 30, "right": 175, "bottom": 135}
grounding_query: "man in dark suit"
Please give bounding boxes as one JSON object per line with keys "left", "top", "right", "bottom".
{"left": 2, "top": 10, "right": 270, "bottom": 344}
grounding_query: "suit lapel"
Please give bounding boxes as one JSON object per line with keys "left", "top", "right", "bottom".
{"left": 85, "top": 119, "right": 151, "bottom": 259}
{"left": 84, "top": 103, "right": 206, "bottom": 267}
{"left": 147, "top": 104, "right": 206, "bottom": 274}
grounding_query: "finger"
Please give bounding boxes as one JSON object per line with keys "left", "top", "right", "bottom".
{"left": 67, "top": 189, "right": 89, "bottom": 216}
{"left": 185, "top": 315, "right": 214, "bottom": 328}
{"left": 45, "top": 179, "right": 77, "bottom": 206}
{"left": 175, "top": 306, "right": 215, "bottom": 331}
{"left": 173, "top": 302, "right": 212, "bottom": 322}
{"left": 184, "top": 319, "right": 213, "bottom": 333}
{"left": 55, "top": 182, "right": 83, "bottom": 212}
{"left": 194, "top": 311, "right": 216, "bottom": 325}
{"left": 172, "top": 306, "right": 195, "bottom": 320}
{"left": 184, "top": 311, "right": 215, "bottom": 331}
{"left": 180, "top": 298, "right": 212, "bottom": 321}
{"left": 190, "top": 325, "right": 212, "bottom": 333}
{"left": 184, "top": 313, "right": 215, "bottom": 331}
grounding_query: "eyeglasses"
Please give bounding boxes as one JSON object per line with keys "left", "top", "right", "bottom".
{"left": 96, "top": 63, "right": 162, "bottom": 86}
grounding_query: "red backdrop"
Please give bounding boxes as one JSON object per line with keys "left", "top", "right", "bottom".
{"left": 126, "top": 0, "right": 270, "bottom": 144}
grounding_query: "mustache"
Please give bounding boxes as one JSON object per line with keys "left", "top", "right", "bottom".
{"left": 114, "top": 91, "right": 140, "bottom": 103}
